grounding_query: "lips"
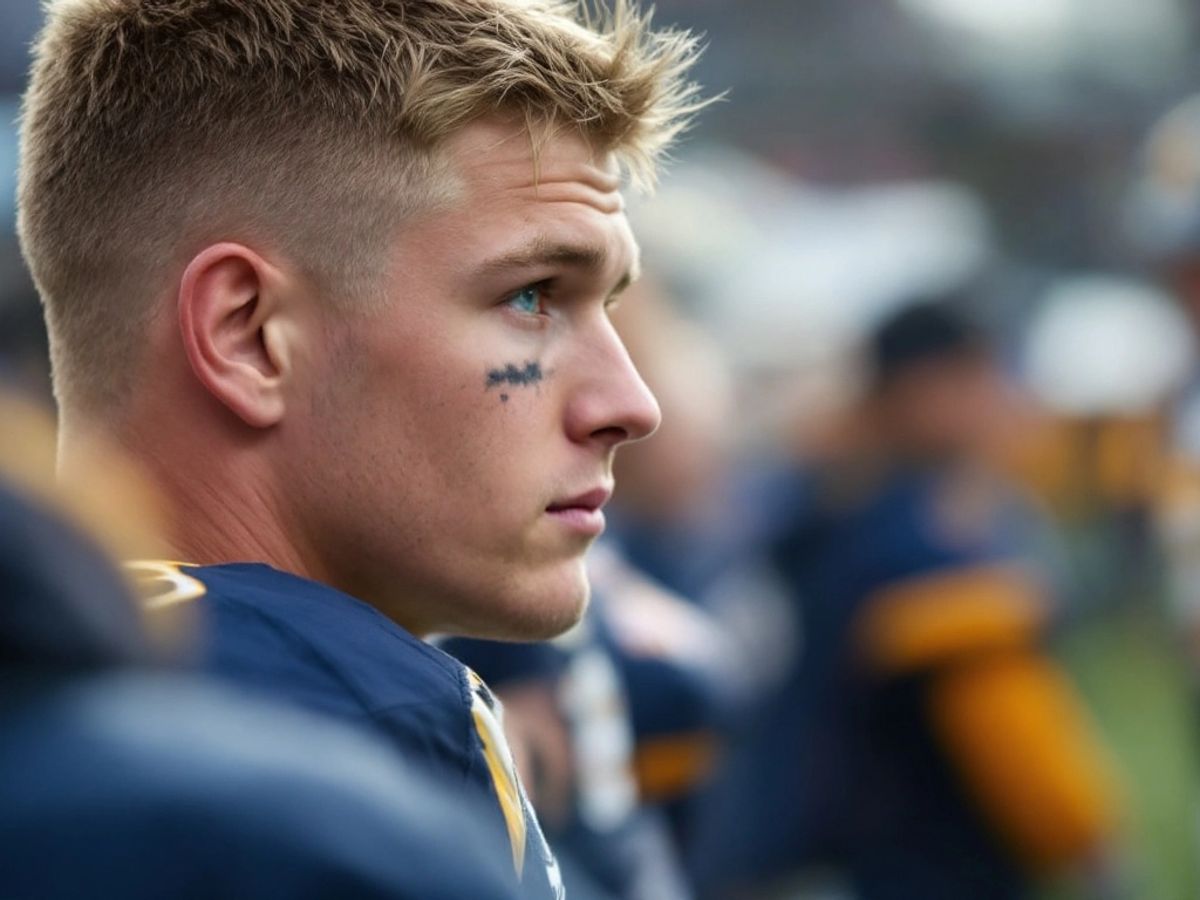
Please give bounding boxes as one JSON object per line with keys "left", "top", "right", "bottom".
{"left": 547, "top": 487, "right": 612, "bottom": 514}
{"left": 545, "top": 486, "right": 612, "bottom": 537}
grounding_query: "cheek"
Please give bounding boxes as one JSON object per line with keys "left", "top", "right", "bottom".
{"left": 340, "top": 306, "right": 569, "bottom": 517}
{"left": 376, "top": 350, "right": 555, "bottom": 503}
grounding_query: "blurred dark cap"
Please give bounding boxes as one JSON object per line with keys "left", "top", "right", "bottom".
{"left": 868, "top": 299, "right": 988, "bottom": 389}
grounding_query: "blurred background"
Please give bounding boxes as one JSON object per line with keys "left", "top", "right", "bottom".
{"left": 5, "top": 1, "right": 1200, "bottom": 898}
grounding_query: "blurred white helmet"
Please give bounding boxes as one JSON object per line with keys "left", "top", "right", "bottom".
{"left": 1023, "top": 275, "right": 1193, "bottom": 415}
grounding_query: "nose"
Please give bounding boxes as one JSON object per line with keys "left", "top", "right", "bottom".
{"left": 565, "top": 320, "right": 661, "bottom": 450}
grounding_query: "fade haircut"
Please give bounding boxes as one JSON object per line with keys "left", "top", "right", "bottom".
{"left": 18, "top": 0, "right": 705, "bottom": 417}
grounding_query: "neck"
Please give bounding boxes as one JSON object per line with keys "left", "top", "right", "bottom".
{"left": 158, "top": 468, "right": 313, "bottom": 575}
{"left": 66, "top": 408, "right": 319, "bottom": 580}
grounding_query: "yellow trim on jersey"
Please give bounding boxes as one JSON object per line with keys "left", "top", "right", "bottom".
{"left": 125, "top": 560, "right": 207, "bottom": 609}
{"left": 633, "top": 731, "right": 720, "bottom": 802}
{"left": 855, "top": 565, "right": 1044, "bottom": 673}
{"left": 929, "top": 652, "right": 1120, "bottom": 871}
{"left": 468, "top": 671, "right": 527, "bottom": 877}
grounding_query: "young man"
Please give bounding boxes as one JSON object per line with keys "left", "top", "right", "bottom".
{"left": 18, "top": 1, "right": 705, "bottom": 895}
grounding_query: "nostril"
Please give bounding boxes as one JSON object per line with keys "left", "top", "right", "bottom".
{"left": 589, "top": 425, "right": 630, "bottom": 447}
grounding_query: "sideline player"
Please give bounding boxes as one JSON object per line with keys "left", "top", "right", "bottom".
{"left": 17, "top": 1, "right": 706, "bottom": 895}
{"left": 732, "top": 302, "right": 1121, "bottom": 899}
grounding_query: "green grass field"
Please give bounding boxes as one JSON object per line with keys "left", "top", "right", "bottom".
{"left": 1053, "top": 607, "right": 1200, "bottom": 900}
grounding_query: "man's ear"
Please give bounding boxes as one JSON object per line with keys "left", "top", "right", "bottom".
{"left": 177, "top": 243, "right": 295, "bottom": 429}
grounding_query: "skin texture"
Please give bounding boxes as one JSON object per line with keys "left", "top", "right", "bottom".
{"left": 110, "top": 118, "right": 660, "bottom": 641}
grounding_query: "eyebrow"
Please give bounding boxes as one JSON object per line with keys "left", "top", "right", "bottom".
{"left": 479, "top": 236, "right": 639, "bottom": 297}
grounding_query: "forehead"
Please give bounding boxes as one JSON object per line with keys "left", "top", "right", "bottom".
{"left": 405, "top": 119, "right": 638, "bottom": 275}
{"left": 445, "top": 119, "right": 624, "bottom": 202}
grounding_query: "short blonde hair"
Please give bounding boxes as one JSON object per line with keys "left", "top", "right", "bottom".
{"left": 19, "top": 0, "right": 705, "bottom": 416}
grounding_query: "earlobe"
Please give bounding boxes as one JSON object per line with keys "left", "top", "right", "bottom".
{"left": 177, "top": 243, "right": 289, "bottom": 429}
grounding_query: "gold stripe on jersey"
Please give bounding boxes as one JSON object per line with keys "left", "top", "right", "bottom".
{"left": 467, "top": 670, "right": 527, "bottom": 876}
{"left": 125, "top": 560, "right": 207, "bottom": 609}
{"left": 856, "top": 565, "right": 1045, "bottom": 673}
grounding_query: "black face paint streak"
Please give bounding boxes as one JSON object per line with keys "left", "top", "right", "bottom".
{"left": 486, "top": 361, "right": 544, "bottom": 390}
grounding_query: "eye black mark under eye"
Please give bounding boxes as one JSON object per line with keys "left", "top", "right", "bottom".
{"left": 485, "top": 361, "right": 544, "bottom": 392}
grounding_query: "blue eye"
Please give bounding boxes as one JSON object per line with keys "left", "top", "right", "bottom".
{"left": 505, "top": 284, "right": 544, "bottom": 316}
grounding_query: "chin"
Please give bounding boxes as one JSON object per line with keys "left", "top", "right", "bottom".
{"left": 456, "top": 560, "right": 590, "bottom": 642}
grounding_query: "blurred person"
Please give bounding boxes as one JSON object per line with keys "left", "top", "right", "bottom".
{"left": 1127, "top": 93, "right": 1200, "bottom": 667}
{"left": 701, "top": 301, "right": 1121, "bottom": 900}
{"left": 597, "top": 277, "right": 805, "bottom": 896}
{"left": 603, "top": 279, "right": 805, "bottom": 871}
{"left": 587, "top": 543, "right": 730, "bottom": 821}
{"left": 18, "top": 1, "right": 709, "bottom": 896}
{"left": 0, "top": 386, "right": 522, "bottom": 899}
{"left": 1010, "top": 278, "right": 1194, "bottom": 621}
{"left": 607, "top": 276, "right": 742, "bottom": 596}
{"left": 607, "top": 277, "right": 797, "bottom": 705}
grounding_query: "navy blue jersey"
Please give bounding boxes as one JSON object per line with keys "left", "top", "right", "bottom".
{"left": 133, "top": 561, "right": 564, "bottom": 900}
{"left": 692, "top": 465, "right": 1056, "bottom": 900}
{"left": 772, "top": 464, "right": 1116, "bottom": 900}
{"left": 445, "top": 604, "right": 697, "bottom": 900}
{"left": 774, "top": 468, "right": 1032, "bottom": 900}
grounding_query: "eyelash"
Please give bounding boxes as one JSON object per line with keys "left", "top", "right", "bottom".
{"left": 500, "top": 280, "right": 623, "bottom": 322}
